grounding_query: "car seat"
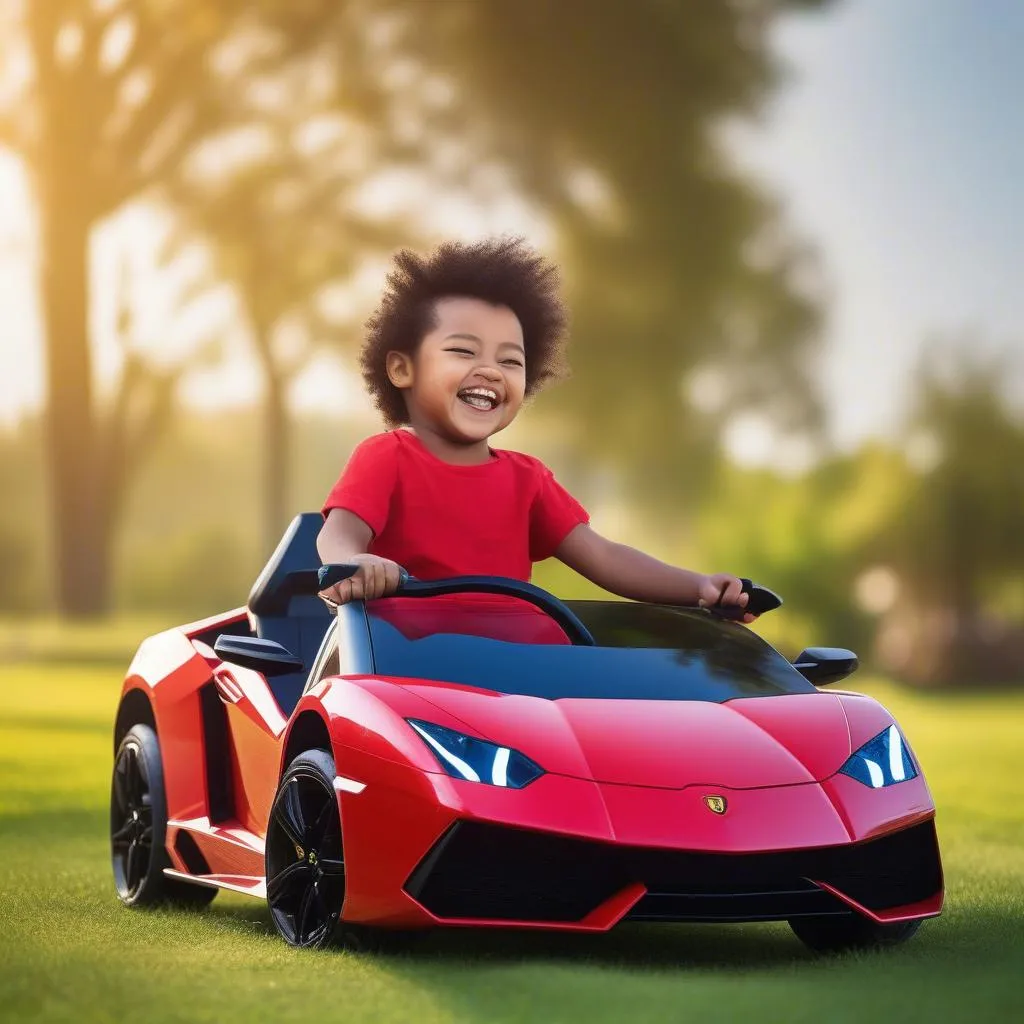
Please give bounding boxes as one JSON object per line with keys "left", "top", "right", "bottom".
{"left": 246, "top": 512, "right": 333, "bottom": 714}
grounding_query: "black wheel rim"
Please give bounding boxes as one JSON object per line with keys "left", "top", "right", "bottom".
{"left": 111, "top": 739, "right": 154, "bottom": 900}
{"left": 266, "top": 768, "right": 345, "bottom": 947}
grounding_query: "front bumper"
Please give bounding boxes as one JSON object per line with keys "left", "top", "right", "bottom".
{"left": 405, "top": 817, "right": 943, "bottom": 925}
{"left": 334, "top": 750, "right": 943, "bottom": 930}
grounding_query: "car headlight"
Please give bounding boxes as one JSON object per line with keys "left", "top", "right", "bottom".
{"left": 406, "top": 719, "right": 544, "bottom": 788}
{"left": 839, "top": 724, "right": 918, "bottom": 788}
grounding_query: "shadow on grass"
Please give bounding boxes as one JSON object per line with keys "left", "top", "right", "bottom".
{"left": 201, "top": 901, "right": 978, "bottom": 973}
{"left": 201, "top": 900, "right": 276, "bottom": 938}
{"left": 195, "top": 901, "right": 813, "bottom": 969}
{"left": 199, "top": 902, "right": 810, "bottom": 968}
{"left": 247, "top": 902, "right": 1017, "bottom": 974}
{"left": 364, "top": 905, "right": 1020, "bottom": 978}
{"left": 405, "top": 921, "right": 813, "bottom": 970}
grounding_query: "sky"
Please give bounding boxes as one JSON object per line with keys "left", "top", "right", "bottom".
{"left": 2, "top": 0, "right": 1023, "bottom": 457}
{"left": 735, "top": 0, "right": 1024, "bottom": 455}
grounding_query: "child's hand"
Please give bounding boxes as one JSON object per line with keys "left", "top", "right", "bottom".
{"left": 318, "top": 554, "right": 404, "bottom": 605}
{"left": 697, "top": 573, "right": 755, "bottom": 623}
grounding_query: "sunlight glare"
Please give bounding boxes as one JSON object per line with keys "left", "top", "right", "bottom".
{"left": 99, "top": 14, "right": 135, "bottom": 72}
{"left": 0, "top": 151, "right": 41, "bottom": 426}
{"left": 855, "top": 566, "right": 900, "bottom": 615}
{"left": 55, "top": 21, "right": 84, "bottom": 65}
{"left": 723, "top": 414, "right": 817, "bottom": 475}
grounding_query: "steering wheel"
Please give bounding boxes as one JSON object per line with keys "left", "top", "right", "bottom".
{"left": 317, "top": 564, "right": 597, "bottom": 646}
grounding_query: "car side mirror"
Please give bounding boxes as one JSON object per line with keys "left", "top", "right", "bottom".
{"left": 214, "top": 635, "right": 304, "bottom": 677}
{"left": 793, "top": 647, "right": 859, "bottom": 686}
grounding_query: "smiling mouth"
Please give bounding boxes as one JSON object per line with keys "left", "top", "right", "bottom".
{"left": 457, "top": 387, "right": 500, "bottom": 411}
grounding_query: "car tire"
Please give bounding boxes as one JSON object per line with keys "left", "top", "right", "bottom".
{"left": 265, "top": 748, "right": 426, "bottom": 952}
{"left": 266, "top": 748, "right": 348, "bottom": 948}
{"left": 789, "top": 913, "right": 922, "bottom": 953}
{"left": 111, "top": 723, "right": 217, "bottom": 908}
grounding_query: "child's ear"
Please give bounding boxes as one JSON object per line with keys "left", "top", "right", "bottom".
{"left": 385, "top": 351, "right": 414, "bottom": 389}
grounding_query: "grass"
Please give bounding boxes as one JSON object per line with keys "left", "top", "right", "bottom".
{"left": 1, "top": 620, "right": 1023, "bottom": 1023}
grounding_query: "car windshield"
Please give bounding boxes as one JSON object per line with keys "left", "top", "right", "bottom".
{"left": 365, "top": 597, "right": 816, "bottom": 702}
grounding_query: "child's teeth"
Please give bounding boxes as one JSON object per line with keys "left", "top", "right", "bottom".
{"left": 460, "top": 389, "right": 496, "bottom": 409}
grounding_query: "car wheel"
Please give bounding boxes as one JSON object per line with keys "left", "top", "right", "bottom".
{"left": 266, "top": 749, "right": 347, "bottom": 948}
{"left": 111, "top": 723, "right": 216, "bottom": 908}
{"left": 789, "top": 913, "right": 923, "bottom": 953}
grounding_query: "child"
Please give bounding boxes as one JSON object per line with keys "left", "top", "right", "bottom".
{"left": 317, "top": 237, "right": 753, "bottom": 622}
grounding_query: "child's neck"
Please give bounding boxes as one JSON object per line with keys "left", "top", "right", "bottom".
{"left": 403, "top": 425, "right": 495, "bottom": 465}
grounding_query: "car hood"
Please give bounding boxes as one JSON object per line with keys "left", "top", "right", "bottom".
{"left": 396, "top": 684, "right": 855, "bottom": 788}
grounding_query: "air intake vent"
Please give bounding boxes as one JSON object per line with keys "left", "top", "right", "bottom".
{"left": 405, "top": 819, "right": 941, "bottom": 924}
{"left": 199, "top": 684, "right": 234, "bottom": 823}
{"left": 174, "top": 830, "right": 211, "bottom": 876}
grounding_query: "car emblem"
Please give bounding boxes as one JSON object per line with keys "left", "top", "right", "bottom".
{"left": 703, "top": 795, "right": 727, "bottom": 815}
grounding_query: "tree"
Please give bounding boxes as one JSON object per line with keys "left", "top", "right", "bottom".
{"left": 384, "top": 1, "right": 829, "bottom": 504}
{"left": 888, "top": 345, "right": 1024, "bottom": 684}
{"left": 171, "top": 128, "right": 405, "bottom": 554}
{"left": 167, "top": 6, "right": 482, "bottom": 553}
{"left": 5, "top": 0, "right": 832, "bottom": 613}
{"left": 185, "top": 0, "right": 828, "bottom": 528}
{"left": 1, "top": 0, "right": 332, "bottom": 615}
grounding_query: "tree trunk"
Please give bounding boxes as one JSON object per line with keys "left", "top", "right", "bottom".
{"left": 37, "top": 176, "right": 112, "bottom": 616}
{"left": 262, "top": 368, "right": 290, "bottom": 559}
{"left": 29, "top": 3, "right": 117, "bottom": 618}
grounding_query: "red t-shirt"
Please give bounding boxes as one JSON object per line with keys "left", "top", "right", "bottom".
{"left": 321, "top": 429, "right": 589, "bottom": 581}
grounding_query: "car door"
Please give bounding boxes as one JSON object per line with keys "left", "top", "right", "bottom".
{"left": 212, "top": 662, "right": 287, "bottom": 836}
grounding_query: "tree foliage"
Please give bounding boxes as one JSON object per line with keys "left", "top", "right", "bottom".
{"left": 6, "top": 0, "right": 832, "bottom": 614}
{"left": 381, "top": 1, "right": 829, "bottom": 500}
{"left": 885, "top": 345, "right": 1024, "bottom": 683}
{"left": 148, "top": 0, "right": 835, "bottom": 552}
{"left": 2, "top": 0, "right": 337, "bottom": 614}
{"left": 166, "top": 40, "right": 411, "bottom": 553}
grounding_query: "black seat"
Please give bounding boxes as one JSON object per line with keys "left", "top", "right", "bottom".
{"left": 247, "top": 512, "right": 333, "bottom": 715}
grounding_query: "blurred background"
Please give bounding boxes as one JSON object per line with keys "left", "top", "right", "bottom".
{"left": 1, "top": 0, "right": 1022, "bottom": 688}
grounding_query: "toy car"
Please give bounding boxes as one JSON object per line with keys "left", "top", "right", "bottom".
{"left": 110, "top": 513, "right": 943, "bottom": 953}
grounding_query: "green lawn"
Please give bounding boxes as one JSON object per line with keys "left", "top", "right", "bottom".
{"left": 1, "top": 623, "right": 1022, "bottom": 1023}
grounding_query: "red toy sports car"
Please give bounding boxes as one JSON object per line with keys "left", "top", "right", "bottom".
{"left": 110, "top": 513, "right": 943, "bottom": 952}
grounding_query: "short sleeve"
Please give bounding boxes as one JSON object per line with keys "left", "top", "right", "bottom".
{"left": 321, "top": 433, "right": 399, "bottom": 537}
{"left": 529, "top": 463, "right": 589, "bottom": 562}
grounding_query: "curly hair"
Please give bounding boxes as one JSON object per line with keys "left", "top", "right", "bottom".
{"left": 360, "top": 237, "right": 569, "bottom": 426}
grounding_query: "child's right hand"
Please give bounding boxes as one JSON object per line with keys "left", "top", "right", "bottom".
{"left": 318, "top": 554, "right": 405, "bottom": 605}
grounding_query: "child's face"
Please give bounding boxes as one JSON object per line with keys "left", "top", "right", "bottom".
{"left": 387, "top": 297, "right": 527, "bottom": 445}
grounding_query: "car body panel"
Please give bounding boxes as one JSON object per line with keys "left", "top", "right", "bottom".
{"left": 112, "top": 583, "right": 943, "bottom": 936}
{"left": 390, "top": 686, "right": 848, "bottom": 788}
{"left": 838, "top": 691, "right": 920, "bottom": 754}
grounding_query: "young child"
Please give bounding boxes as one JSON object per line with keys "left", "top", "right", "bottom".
{"left": 317, "top": 237, "right": 753, "bottom": 622}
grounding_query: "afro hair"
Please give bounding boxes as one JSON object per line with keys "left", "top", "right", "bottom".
{"left": 360, "top": 236, "right": 569, "bottom": 426}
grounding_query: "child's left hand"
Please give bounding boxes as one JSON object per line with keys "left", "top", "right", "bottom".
{"left": 697, "top": 573, "right": 755, "bottom": 623}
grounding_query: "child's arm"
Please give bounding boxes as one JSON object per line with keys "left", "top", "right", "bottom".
{"left": 317, "top": 509, "right": 403, "bottom": 604}
{"left": 555, "top": 524, "right": 754, "bottom": 622}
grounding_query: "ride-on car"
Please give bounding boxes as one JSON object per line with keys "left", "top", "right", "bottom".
{"left": 110, "top": 513, "right": 943, "bottom": 952}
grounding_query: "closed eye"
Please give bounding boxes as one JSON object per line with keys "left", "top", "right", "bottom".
{"left": 501, "top": 358, "right": 524, "bottom": 368}
{"left": 445, "top": 347, "right": 475, "bottom": 356}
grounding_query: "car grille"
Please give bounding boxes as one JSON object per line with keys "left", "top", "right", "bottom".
{"left": 404, "top": 818, "right": 941, "bottom": 924}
